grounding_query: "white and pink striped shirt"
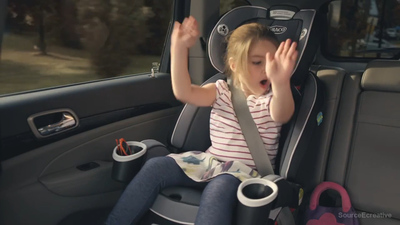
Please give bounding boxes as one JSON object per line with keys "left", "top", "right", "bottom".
{"left": 206, "top": 79, "right": 282, "bottom": 169}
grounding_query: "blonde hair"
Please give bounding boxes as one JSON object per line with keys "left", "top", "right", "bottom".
{"left": 224, "top": 23, "right": 279, "bottom": 87}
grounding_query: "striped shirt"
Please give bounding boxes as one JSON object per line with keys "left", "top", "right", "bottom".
{"left": 206, "top": 79, "right": 282, "bottom": 168}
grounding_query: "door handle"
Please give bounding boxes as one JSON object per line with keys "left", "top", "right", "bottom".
{"left": 37, "top": 112, "right": 76, "bottom": 136}
{"left": 28, "top": 109, "right": 79, "bottom": 138}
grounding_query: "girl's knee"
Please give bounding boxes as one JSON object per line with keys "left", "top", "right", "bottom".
{"left": 142, "top": 156, "right": 175, "bottom": 170}
{"left": 205, "top": 174, "right": 240, "bottom": 195}
{"left": 139, "top": 156, "right": 183, "bottom": 180}
{"left": 213, "top": 174, "right": 241, "bottom": 186}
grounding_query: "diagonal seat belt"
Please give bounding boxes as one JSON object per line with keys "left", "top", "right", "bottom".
{"left": 228, "top": 79, "right": 296, "bottom": 225}
{"left": 228, "top": 79, "right": 274, "bottom": 176}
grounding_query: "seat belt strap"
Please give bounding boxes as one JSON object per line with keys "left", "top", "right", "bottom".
{"left": 277, "top": 207, "right": 296, "bottom": 225}
{"left": 228, "top": 79, "right": 274, "bottom": 176}
{"left": 229, "top": 80, "right": 298, "bottom": 225}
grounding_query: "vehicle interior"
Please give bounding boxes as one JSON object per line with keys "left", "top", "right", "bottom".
{"left": 0, "top": 0, "right": 399, "bottom": 225}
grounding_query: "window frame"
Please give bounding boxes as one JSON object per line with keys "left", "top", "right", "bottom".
{"left": 0, "top": 0, "right": 7, "bottom": 53}
{"left": 159, "top": 0, "right": 191, "bottom": 73}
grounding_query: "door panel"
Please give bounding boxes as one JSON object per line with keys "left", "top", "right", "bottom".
{"left": 0, "top": 72, "right": 182, "bottom": 225}
{"left": 0, "top": 181, "right": 122, "bottom": 225}
{"left": 0, "top": 73, "right": 180, "bottom": 160}
{"left": 0, "top": 0, "right": 188, "bottom": 223}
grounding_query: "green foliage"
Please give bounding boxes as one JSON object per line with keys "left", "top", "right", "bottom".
{"left": 6, "top": 0, "right": 173, "bottom": 78}
{"left": 141, "top": 0, "right": 173, "bottom": 55}
{"left": 76, "top": 0, "right": 152, "bottom": 77}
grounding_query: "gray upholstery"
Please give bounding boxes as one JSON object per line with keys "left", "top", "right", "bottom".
{"left": 346, "top": 91, "right": 400, "bottom": 219}
{"left": 326, "top": 60, "right": 400, "bottom": 224}
{"left": 326, "top": 73, "right": 362, "bottom": 185}
{"left": 362, "top": 60, "right": 400, "bottom": 92}
{"left": 308, "top": 66, "right": 345, "bottom": 186}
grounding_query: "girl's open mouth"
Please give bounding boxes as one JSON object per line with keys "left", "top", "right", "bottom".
{"left": 260, "top": 79, "right": 268, "bottom": 89}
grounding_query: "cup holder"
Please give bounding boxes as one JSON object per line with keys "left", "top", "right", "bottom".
{"left": 111, "top": 141, "right": 147, "bottom": 183}
{"left": 235, "top": 178, "right": 278, "bottom": 225}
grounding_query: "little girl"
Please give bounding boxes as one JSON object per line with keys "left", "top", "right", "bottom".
{"left": 106, "top": 16, "right": 297, "bottom": 225}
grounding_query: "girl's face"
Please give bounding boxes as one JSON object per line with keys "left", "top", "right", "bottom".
{"left": 240, "top": 39, "right": 277, "bottom": 97}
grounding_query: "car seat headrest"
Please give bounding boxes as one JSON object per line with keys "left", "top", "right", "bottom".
{"left": 362, "top": 60, "right": 400, "bottom": 93}
{"left": 208, "top": 6, "right": 322, "bottom": 86}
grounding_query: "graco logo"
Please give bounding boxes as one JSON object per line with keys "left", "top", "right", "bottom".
{"left": 270, "top": 25, "right": 287, "bottom": 34}
{"left": 217, "top": 24, "right": 229, "bottom": 36}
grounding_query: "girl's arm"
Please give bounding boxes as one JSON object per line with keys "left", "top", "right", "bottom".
{"left": 266, "top": 39, "right": 298, "bottom": 123}
{"left": 269, "top": 79, "right": 294, "bottom": 124}
{"left": 170, "top": 16, "right": 216, "bottom": 107}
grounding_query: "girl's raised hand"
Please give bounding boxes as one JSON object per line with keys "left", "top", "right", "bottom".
{"left": 265, "top": 39, "right": 298, "bottom": 85}
{"left": 171, "top": 16, "right": 200, "bottom": 50}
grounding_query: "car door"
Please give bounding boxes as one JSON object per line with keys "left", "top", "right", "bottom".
{"left": 0, "top": 0, "right": 189, "bottom": 224}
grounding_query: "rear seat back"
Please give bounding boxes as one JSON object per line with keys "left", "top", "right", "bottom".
{"left": 326, "top": 60, "right": 400, "bottom": 224}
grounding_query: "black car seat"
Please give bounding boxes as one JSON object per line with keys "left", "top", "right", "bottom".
{"left": 137, "top": 5, "right": 325, "bottom": 225}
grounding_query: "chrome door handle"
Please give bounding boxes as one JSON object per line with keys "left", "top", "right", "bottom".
{"left": 37, "top": 112, "right": 76, "bottom": 136}
{"left": 28, "top": 109, "right": 79, "bottom": 138}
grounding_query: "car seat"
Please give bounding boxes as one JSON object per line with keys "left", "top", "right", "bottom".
{"left": 137, "top": 5, "right": 325, "bottom": 225}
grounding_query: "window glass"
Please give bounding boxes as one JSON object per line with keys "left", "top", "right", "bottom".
{"left": 220, "top": 0, "right": 249, "bottom": 15}
{"left": 326, "top": 0, "right": 400, "bottom": 59}
{"left": 1, "top": 0, "right": 173, "bottom": 95}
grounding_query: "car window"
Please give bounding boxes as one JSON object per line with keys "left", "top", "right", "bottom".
{"left": 220, "top": 0, "right": 249, "bottom": 15}
{"left": 0, "top": 0, "right": 173, "bottom": 95}
{"left": 325, "top": 0, "right": 400, "bottom": 59}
